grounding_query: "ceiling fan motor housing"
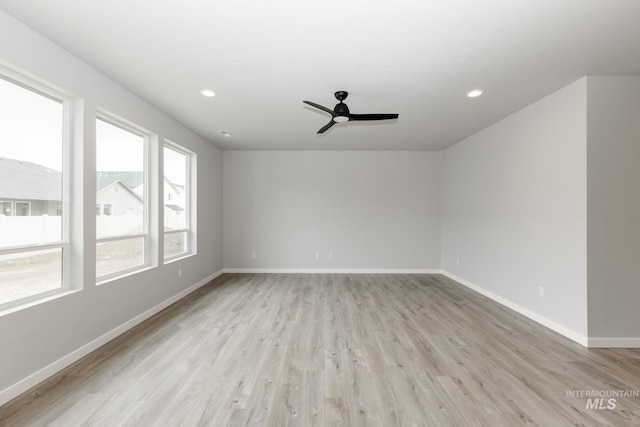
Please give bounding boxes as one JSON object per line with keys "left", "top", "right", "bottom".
{"left": 334, "top": 102, "right": 350, "bottom": 116}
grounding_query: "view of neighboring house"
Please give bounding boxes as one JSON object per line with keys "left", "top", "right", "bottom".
{"left": 1, "top": 158, "right": 184, "bottom": 219}
{"left": 163, "top": 176, "right": 184, "bottom": 217}
{"left": 0, "top": 157, "right": 62, "bottom": 216}
{"left": 96, "top": 171, "right": 184, "bottom": 218}
{"left": 96, "top": 171, "right": 144, "bottom": 216}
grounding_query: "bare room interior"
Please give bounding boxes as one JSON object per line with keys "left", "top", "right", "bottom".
{"left": 1, "top": 1, "right": 639, "bottom": 425}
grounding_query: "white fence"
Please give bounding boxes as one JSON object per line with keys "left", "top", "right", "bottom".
{"left": 0, "top": 215, "right": 184, "bottom": 247}
{"left": 0, "top": 216, "right": 62, "bottom": 247}
{"left": 96, "top": 215, "right": 143, "bottom": 238}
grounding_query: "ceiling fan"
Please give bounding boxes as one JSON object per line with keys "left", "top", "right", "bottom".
{"left": 303, "top": 91, "right": 399, "bottom": 134}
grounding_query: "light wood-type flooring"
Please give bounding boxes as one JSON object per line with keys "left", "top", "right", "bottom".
{"left": 1, "top": 273, "right": 640, "bottom": 426}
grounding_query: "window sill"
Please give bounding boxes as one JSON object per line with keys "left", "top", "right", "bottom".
{"left": 163, "top": 252, "right": 195, "bottom": 265}
{"left": 0, "top": 288, "right": 80, "bottom": 318}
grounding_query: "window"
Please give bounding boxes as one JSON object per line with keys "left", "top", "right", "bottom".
{"left": 163, "top": 142, "right": 194, "bottom": 260}
{"left": 1, "top": 201, "right": 13, "bottom": 216}
{"left": 96, "top": 117, "right": 148, "bottom": 281}
{"left": 96, "top": 203, "right": 113, "bottom": 216}
{"left": 0, "top": 73, "right": 67, "bottom": 308}
{"left": 16, "top": 201, "right": 31, "bottom": 216}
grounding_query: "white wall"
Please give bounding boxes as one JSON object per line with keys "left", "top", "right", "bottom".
{"left": 441, "top": 79, "right": 589, "bottom": 343}
{"left": 587, "top": 76, "right": 640, "bottom": 344}
{"left": 224, "top": 151, "right": 441, "bottom": 271}
{"left": 0, "top": 10, "right": 223, "bottom": 404}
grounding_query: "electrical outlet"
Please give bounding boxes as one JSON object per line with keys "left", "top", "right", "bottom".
{"left": 251, "top": 252, "right": 257, "bottom": 259}
{"left": 329, "top": 252, "right": 334, "bottom": 259}
{"left": 315, "top": 252, "right": 320, "bottom": 259}
{"left": 178, "top": 269, "right": 182, "bottom": 278}
{"left": 539, "top": 286, "right": 544, "bottom": 297}
{"left": 456, "top": 258, "right": 460, "bottom": 266}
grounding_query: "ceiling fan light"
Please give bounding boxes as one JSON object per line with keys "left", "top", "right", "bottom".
{"left": 334, "top": 116, "right": 349, "bottom": 123}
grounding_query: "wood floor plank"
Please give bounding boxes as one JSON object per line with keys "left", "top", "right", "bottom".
{"left": 2, "top": 273, "right": 640, "bottom": 426}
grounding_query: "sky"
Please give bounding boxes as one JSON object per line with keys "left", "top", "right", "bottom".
{"left": 0, "top": 76, "right": 63, "bottom": 171}
{"left": 1, "top": 77, "right": 185, "bottom": 186}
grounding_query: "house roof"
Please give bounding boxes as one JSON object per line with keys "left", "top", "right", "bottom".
{"left": 96, "top": 171, "right": 143, "bottom": 192}
{"left": 0, "top": 157, "right": 61, "bottom": 200}
{"left": 165, "top": 204, "right": 184, "bottom": 212}
{"left": 97, "top": 180, "right": 143, "bottom": 202}
{"left": 163, "top": 176, "right": 182, "bottom": 195}
{"left": 0, "top": 158, "right": 181, "bottom": 203}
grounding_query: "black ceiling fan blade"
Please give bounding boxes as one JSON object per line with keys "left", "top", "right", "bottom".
{"left": 317, "top": 120, "right": 336, "bottom": 134}
{"left": 348, "top": 113, "right": 399, "bottom": 121}
{"left": 303, "top": 100, "right": 336, "bottom": 117}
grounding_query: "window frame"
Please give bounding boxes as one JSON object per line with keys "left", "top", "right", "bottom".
{"left": 95, "top": 113, "right": 151, "bottom": 283}
{"left": 0, "top": 69, "right": 71, "bottom": 311}
{"left": 163, "top": 140, "right": 195, "bottom": 262}
{"left": 15, "top": 201, "right": 31, "bottom": 216}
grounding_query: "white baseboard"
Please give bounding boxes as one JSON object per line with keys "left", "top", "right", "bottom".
{"left": 588, "top": 337, "right": 640, "bottom": 348}
{"left": 222, "top": 268, "right": 441, "bottom": 274}
{"left": 0, "top": 269, "right": 224, "bottom": 406}
{"left": 441, "top": 271, "right": 590, "bottom": 347}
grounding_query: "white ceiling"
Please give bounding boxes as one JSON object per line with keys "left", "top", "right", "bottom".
{"left": 1, "top": 0, "right": 640, "bottom": 151}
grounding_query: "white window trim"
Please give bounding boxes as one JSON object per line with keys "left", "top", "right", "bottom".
{"left": 95, "top": 113, "right": 151, "bottom": 283}
{"left": 0, "top": 67, "right": 71, "bottom": 312}
{"left": 163, "top": 140, "right": 196, "bottom": 262}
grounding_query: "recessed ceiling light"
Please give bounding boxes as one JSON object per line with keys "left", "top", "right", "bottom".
{"left": 201, "top": 89, "right": 216, "bottom": 97}
{"left": 467, "top": 89, "right": 483, "bottom": 98}
{"left": 218, "top": 130, "right": 231, "bottom": 137}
